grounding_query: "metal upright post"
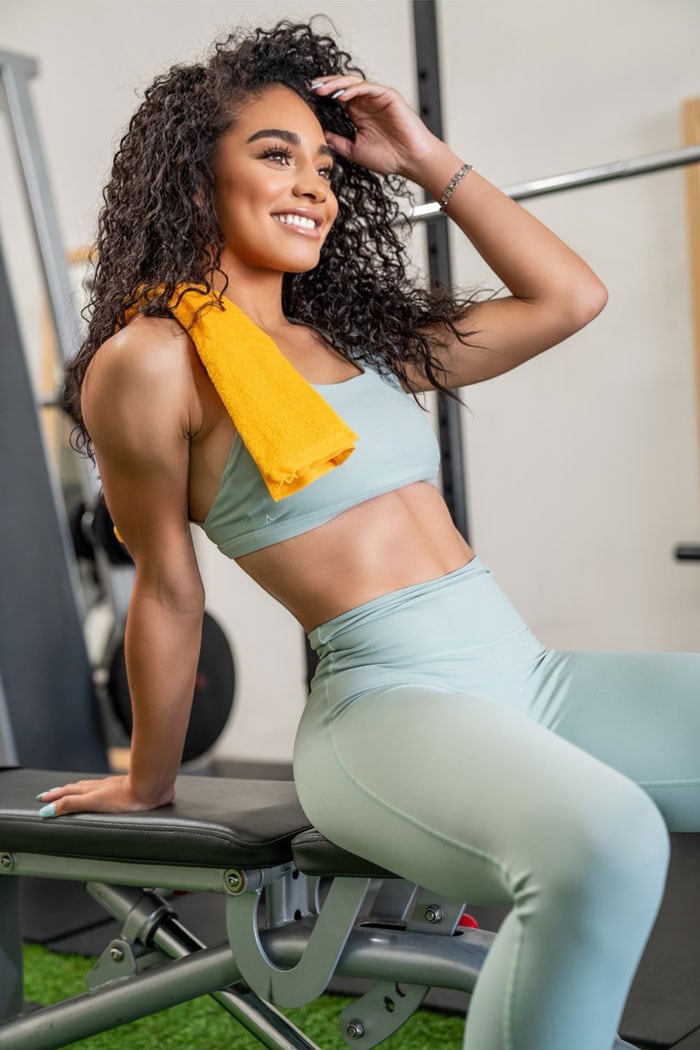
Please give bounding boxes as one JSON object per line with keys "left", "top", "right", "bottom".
{"left": 0, "top": 48, "right": 102, "bottom": 523}
{"left": 411, "top": 0, "right": 470, "bottom": 542}
{"left": 0, "top": 873, "right": 23, "bottom": 1024}
{"left": 0, "top": 47, "right": 137, "bottom": 629}
{"left": 0, "top": 234, "right": 107, "bottom": 769}
{"left": 0, "top": 50, "right": 82, "bottom": 365}
{"left": 0, "top": 670, "right": 19, "bottom": 768}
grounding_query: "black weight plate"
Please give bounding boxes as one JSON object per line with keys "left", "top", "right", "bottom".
{"left": 92, "top": 496, "right": 134, "bottom": 566}
{"left": 67, "top": 501, "right": 95, "bottom": 562}
{"left": 107, "top": 610, "right": 235, "bottom": 762}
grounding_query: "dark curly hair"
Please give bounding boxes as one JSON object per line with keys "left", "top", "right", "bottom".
{"left": 64, "top": 18, "right": 479, "bottom": 457}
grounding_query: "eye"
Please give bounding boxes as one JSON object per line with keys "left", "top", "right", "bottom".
{"left": 318, "top": 164, "right": 335, "bottom": 182}
{"left": 259, "top": 145, "right": 294, "bottom": 165}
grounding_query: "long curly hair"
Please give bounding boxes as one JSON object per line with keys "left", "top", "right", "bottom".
{"left": 63, "top": 18, "right": 479, "bottom": 457}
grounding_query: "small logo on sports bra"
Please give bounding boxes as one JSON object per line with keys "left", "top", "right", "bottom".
{"left": 265, "top": 514, "right": 274, "bottom": 525}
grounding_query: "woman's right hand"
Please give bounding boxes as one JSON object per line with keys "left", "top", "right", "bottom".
{"left": 310, "top": 75, "right": 445, "bottom": 183}
{"left": 37, "top": 774, "right": 174, "bottom": 818}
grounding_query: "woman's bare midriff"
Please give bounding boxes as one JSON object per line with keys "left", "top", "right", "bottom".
{"left": 234, "top": 482, "right": 474, "bottom": 633}
{"left": 186, "top": 328, "right": 474, "bottom": 633}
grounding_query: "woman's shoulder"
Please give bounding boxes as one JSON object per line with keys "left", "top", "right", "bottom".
{"left": 90, "top": 313, "right": 192, "bottom": 382}
{"left": 82, "top": 314, "right": 201, "bottom": 440}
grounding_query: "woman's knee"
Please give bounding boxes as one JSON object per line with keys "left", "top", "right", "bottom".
{"left": 542, "top": 779, "right": 670, "bottom": 919}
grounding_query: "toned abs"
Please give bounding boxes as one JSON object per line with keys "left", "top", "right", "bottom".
{"left": 187, "top": 331, "right": 474, "bottom": 633}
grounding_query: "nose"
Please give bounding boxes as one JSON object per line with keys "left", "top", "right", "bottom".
{"left": 293, "top": 163, "right": 328, "bottom": 201}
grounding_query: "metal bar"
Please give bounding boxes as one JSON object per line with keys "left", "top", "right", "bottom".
{"left": 0, "top": 233, "right": 108, "bottom": 768}
{"left": 0, "top": 50, "right": 82, "bottom": 363}
{"left": 0, "top": 851, "right": 230, "bottom": 895}
{"left": 88, "top": 882, "right": 323, "bottom": 1050}
{"left": 412, "top": 0, "right": 470, "bottom": 541}
{"left": 260, "top": 918, "right": 492, "bottom": 994}
{"left": 0, "top": 669, "right": 19, "bottom": 768}
{"left": 675, "top": 544, "right": 700, "bottom": 560}
{"left": 155, "top": 920, "right": 323, "bottom": 1050}
{"left": 0, "top": 47, "right": 101, "bottom": 522}
{"left": 0, "top": 46, "right": 138, "bottom": 673}
{"left": 0, "top": 877, "right": 23, "bottom": 1023}
{"left": 0, "top": 944, "right": 240, "bottom": 1050}
{"left": 0, "top": 914, "right": 489, "bottom": 1050}
{"left": 411, "top": 143, "right": 700, "bottom": 221}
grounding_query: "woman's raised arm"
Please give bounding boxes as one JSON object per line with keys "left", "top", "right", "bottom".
{"left": 312, "top": 75, "right": 608, "bottom": 388}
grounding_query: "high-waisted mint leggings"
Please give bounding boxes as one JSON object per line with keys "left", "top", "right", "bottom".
{"left": 292, "top": 556, "right": 700, "bottom": 1050}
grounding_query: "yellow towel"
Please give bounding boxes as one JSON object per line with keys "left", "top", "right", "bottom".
{"left": 129, "top": 285, "right": 358, "bottom": 501}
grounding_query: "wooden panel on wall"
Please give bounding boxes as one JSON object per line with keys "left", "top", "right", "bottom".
{"left": 684, "top": 99, "right": 700, "bottom": 471}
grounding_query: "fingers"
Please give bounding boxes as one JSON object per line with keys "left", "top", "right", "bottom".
{"left": 36, "top": 778, "right": 108, "bottom": 818}
{"left": 310, "top": 76, "right": 407, "bottom": 171}
{"left": 34, "top": 775, "right": 171, "bottom": 818}
{"left": 309, "top": 74, "right": 365, "bottom": 95}
{"left": 309, "top": 75, "right": 393, "bottom": 105}
{"left": 324, "top": 131, "right": 354, "bottom": 161}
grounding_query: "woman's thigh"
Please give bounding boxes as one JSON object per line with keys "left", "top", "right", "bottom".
{"left": 532, "top": 649, "right": 700, "bottom": 832}
{"left": 293, "top": 681, "right": 666, "bottom": 907}
{"left": 293, "top": 682, "right": 669, "bottom": 1050}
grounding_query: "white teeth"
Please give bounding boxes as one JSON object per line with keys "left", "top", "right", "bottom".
{"left": 273, "top": 213, "right": 316, "bottom": 229}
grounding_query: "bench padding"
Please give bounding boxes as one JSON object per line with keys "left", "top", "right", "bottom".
{"left": 0, "top": 769, "right": 311, "bottom": 867}
{"left": 291, "top": 827, "right": 397, "bottom": 879}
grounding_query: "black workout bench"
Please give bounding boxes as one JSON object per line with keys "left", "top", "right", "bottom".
{"left": 0, "top": 768, "right": 639, "bottom": 1050}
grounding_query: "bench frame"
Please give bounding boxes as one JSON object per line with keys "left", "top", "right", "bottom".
{"left": 0, "top": 849, "right": 491, "bottom": 1050}
{"left": 0, "top": 770, "right": 635, "bottom": 1050}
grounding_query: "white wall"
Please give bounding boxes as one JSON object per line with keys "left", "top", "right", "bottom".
{"left": 439, "top": 0, "right": 700, "bottom": 652}
{"left": 2, "top": 0, "right": 699, "bottom": 763}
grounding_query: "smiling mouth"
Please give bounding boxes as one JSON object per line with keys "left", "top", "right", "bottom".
{"left": 272, "top": 213, "right": 320, "bottom": 231}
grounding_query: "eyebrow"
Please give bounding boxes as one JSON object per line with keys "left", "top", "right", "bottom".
{"left": 246, "top": 128, "right": 334, "bottom": 158}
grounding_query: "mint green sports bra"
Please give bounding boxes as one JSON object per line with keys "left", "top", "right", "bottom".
{"left": 195, "top": 366, "right": 441, "bottom": 559}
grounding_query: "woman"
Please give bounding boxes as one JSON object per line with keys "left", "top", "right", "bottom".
{"left": 49, "top": 20, "right": 697, "bottom": 1050}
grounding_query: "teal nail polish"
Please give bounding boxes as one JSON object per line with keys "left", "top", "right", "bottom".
{"left": 38, "top": 803, "right": 56, "bottom": 819}
{"left": 36, "top": 788, "right": 60, "bottom": 800}
{"left": 309, "top": 81, "right": 323, "bottom": 90}
{"left": 330, "top": 89, "right": 345, "bottom": 99}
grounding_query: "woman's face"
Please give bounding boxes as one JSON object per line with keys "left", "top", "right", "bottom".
{"left": 212, "top": 84, "right": 339, "bottom": 276}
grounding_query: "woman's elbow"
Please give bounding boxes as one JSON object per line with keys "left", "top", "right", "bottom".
{"left": 573, "top": 279, "right": 609, "bottom": 330}
{"left": 553, "top": 279, "right": 607, "bottom": 341}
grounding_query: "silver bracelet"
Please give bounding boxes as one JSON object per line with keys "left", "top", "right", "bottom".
{"left": 438, "top": 163, "right": 474, "bottom": 212}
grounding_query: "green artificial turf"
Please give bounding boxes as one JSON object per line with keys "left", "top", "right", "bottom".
{"left": 22, "top": 944, "right": 467, "bottom": 1049}
{"left": 21, "top": 946, "right": 657, "bottom": 1049}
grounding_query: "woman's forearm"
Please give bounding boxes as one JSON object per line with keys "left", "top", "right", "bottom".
{"left": 123, "top": 590, "right": 205, "bottom": 806}
{"left": 404, "top": 140, "right": 606, "bottom": 317}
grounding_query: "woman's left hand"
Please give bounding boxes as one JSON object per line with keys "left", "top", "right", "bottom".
{"left": 36, "top": 774, "right": 174, "bottom": 817}
{"left": 310, "top": 76, "right": 439, "bottom": 181}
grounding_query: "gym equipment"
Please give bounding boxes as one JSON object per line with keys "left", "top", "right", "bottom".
{"left": 0, "top": 767, "right": 637, "bottom": 1050}
{"left": 675, "top": 544, "right": 700, "bottom": 560}
{"left": 410, "top": 141, "right": 700, "bottom": 222}
{"left": 64, "top": 491, "right": 237, "bottom": 762}
{"left": 90, "top": 496, "right": 135, "bottom": 568}
{"left": 107, "top": 610, "right": 236, "bottom": 763}
{"left": 68, "top": 499, "right": 99, "bottom": 567}
{"left": 0, "top": 50, "right": 237, "bottom": 769}
{"left": 412, "top": 0, "right": 468, "bottom": 541}
{"left": 69, "top": 495, "right": 237, "bottom": 762}
{"left": 0, "top": 235, "right": 107, "bottom": 772}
